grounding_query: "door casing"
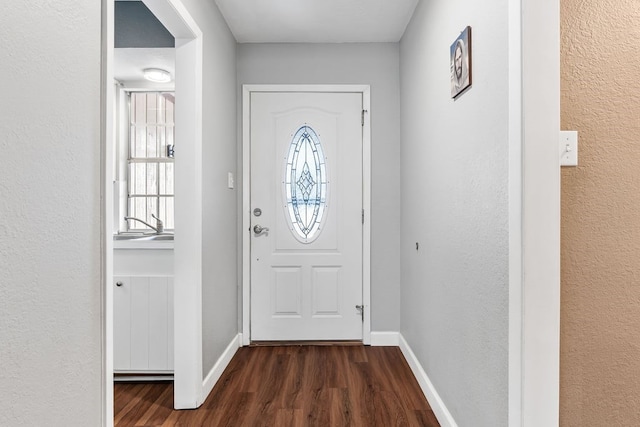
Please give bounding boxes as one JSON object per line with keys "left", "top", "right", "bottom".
{"left": 242, "top": 84, "right": 371, "bottom": 346}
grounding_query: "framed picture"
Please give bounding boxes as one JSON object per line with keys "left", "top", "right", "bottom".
{"left": 450, "top": 26, "right": 472, "bottom": 99}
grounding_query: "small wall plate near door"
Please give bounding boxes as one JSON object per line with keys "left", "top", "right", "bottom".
{"left": 560, "top": 131, "right": 578, "bottom": 167}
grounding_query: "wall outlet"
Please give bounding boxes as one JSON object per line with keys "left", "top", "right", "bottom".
{"left": 560, "top": 131, "right": 578, "bottom": 167}
{"left": 227, "top": 172, "right": 235, "bottom": 189}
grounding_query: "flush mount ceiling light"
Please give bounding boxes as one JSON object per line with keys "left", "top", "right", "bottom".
{"left": 143, "top": 68, "right": 172, "bottom": 83}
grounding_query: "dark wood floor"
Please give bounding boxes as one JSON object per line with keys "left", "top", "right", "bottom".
{"left": 115, "top": 345, "right": 440, "bottom": 426}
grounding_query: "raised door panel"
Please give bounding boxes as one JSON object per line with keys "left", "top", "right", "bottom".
{"left": 148, "top": 277, "right": 171, "bottom": 370}
{"left": 113, "top": 276, "right": 131, "bottom": 371}
{"left": 167, "top": 277, "right": 174, "bottom": 370}
{"left": 130, "top": 277, "right": 150, "bottom": 370}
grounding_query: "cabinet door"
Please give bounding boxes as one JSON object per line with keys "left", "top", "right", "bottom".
{"left": 114, "top": 276, "right": 174, "bottom": 372}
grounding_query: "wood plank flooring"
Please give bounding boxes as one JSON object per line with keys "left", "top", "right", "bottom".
{"left": 115, "top": 345, "right": 440, "bottom": 426}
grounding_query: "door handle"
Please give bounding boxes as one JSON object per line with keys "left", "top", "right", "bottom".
{"left": 253, "top": 224, "right": 270, "bottom": 235}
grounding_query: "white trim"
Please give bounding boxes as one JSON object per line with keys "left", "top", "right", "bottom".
{"left": 242, "top": 84, "right": 372, "bottom": 345}
{"left": 101, "top": 0, "right": 115, "bottom": 425}
{"left": 508, "top": 0, "right": 524, "bottom": 425}
{"left": 241, "top": 87, "right": 251, "bottom": 346}
{"left": 361, "top": 88, "right": 372, "bottom": 345}
{"left": 173, "top": 38, "right": 204, "bottom": 410}
{"left": 244, "top": 84, "right": 372, "bottom": 94}
{"left": 399, "top": 334, "right": 458, "bottom": 427}
{"left": 370, "top": 331, "right": 399, "bottom": 347}
{"left": 114, "top": 85, "right": 128, "bottom": 234}
{"left": 114, "top": 375, "right": 174, "bottom": 382}
{"left": 202, "top": 334, "right": 241, "bottom": 399}
{"left": 143, "top": 0, "right": 201, "bottom": 39}
{"left": 521, "top": 0, "right": 561, "bottom": 425}
{"left": 143, "top": 0, "right": 204, "bottom": 411}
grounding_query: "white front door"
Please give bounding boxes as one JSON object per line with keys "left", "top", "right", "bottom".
{"left": 249, "top": 91, "right": 364, "bottom": 341}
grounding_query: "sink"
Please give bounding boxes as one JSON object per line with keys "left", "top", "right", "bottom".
{"left": 114, "top": 233, "right": 174, "bottom": 241}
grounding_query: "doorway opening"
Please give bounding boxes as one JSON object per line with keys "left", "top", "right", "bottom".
{"left": 103, "top": 0, "right": 203, "bottom": 423}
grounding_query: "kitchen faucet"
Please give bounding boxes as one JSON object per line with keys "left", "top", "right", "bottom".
{"left": 124, "top": 214, "right": 164, "bottom": 234}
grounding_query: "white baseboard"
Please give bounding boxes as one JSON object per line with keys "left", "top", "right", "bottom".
{"left": 370, "top": 331, "right": 400, "bottom": 346}
{"left": 201, "top": 333, "right": 241, "bottom": 402}
{"left": 399, "top": 334, "right": 458, "bottom": 427}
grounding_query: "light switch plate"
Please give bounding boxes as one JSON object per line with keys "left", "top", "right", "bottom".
{"left": 227, "top": 172, "right": 235, "bottom": 189}
{"left": 560, "top": 131, "right": 578, "bottom": 167}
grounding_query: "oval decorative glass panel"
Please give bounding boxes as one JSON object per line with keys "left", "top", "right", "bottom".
{"left": 284, "top": 125, "right": 328, "bottom": 243}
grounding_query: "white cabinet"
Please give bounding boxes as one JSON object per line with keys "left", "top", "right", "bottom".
{"left": 114, "top": 276, "right": 174, "bottom": 373}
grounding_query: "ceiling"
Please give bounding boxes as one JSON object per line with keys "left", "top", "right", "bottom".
{"left": 214, "top": 0, "right": 419, "bottom": 43}
{"left": 114, "top": 48, "right": 175, "bottom": 84}
{"left": 114, "top": 0, "right": 419, "bottom": 83}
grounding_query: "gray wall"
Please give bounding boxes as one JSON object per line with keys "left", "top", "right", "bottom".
{"left": 180, "top": 0, "right": 239, "bottom": 377}
{"left": 400, "top": 1, "right": 509, "bottom": 426}
{"left": 115, "top": 1, "right": 174, "bottom": 48}
{"left": 0, "top": 2, "right": 102, "bottom": 426}
{"left": 237, "top": 43, "right": 402, "bottom": 332}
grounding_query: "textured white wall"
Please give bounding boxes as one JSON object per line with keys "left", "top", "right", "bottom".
{"left": 237, "top": 43, "right": 402, "bottom": 332}
{"left": 400, "top": 1, "right": 509, "bottom": 425}
{"left": 0, "top": 2, "right": 102, "bottom": 426}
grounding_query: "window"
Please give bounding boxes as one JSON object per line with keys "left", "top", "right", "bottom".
{"left": 283, "top": 125, "right": 328, "bottom": 243}
{"left": 126, "top": 91, "right": 175, "bottom": 231}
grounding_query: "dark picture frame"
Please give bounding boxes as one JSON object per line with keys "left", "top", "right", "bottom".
{"left": 450, "top": 26, "right": 472, "bottom": 99}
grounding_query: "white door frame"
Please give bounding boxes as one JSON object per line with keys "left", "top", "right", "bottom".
{"left": 100, "top": 2, "right": 114, "bottom": 424}
{"left": 519, "top": 0, "right": 561, "bottom": 424}
{"left": 102, "top": 0, "right": 204, "bottom": 423}
{"left": 242, "top": 85, "right": 371, "bottom": 346}
{"left": 144, "top": 0, "right": 205, "bottom": 409}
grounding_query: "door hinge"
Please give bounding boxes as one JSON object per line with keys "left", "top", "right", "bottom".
{"left": 361, "top": 109, "right": 368, "bottom": 126}
{"left": 355, "top": 305, "right": 364, "bottom": 322}
{"left": 362, "top": 209, "right": 365, "bottom": 224}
